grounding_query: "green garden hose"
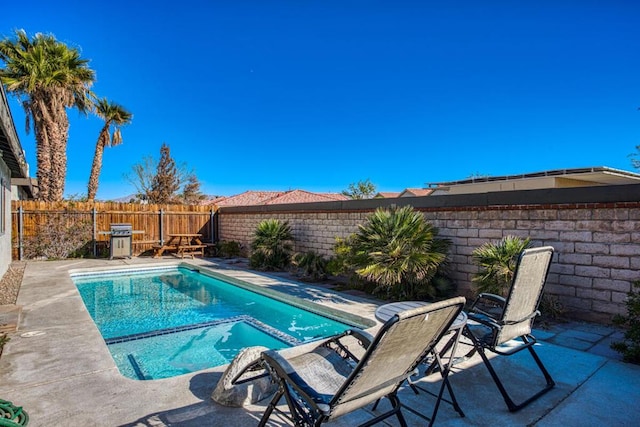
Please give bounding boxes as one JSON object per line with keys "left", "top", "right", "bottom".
{"left": 0, "top": 399, "right": 28, "bottom": 426}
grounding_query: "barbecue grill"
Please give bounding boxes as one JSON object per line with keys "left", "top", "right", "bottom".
{"left": 109, "top": 223, "right": 133, "bottom": 259}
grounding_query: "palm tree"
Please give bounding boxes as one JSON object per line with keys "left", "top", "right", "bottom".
{"left": 249, "top": 219, "right": 294, "bottom": 270}
{"left": 87, "top": 98, "right": 132, "bottom": 200}
{"left": 0, "top": 30, "right": 95, "bottom": 201}
{"left": 471, "top": 235, "right": 531, "bottom": 296}
{"left": 350, "top": 205, "right": 450, "bottom": 298}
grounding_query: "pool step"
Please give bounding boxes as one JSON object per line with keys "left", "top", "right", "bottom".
{"left": 105, "top": 315, "right": 303, "bottom": 347}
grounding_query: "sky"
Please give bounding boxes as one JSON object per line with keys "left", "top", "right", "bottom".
{"left": 2, "top": 1, "right": 640, "bottom": 200}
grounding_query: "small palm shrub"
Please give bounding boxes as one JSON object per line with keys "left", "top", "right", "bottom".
{"left": 293, "top": 251, "right": 329, "bottom": 282}
{"left": 249, "top": 219, "right": 293, "bottom": 271}
{"left": 343, "top": 205, "right": 452, "bottom": 299}
{"left": 326, "top": 236, "right": 359, "bottom": 276}
{"left": 215, "top": 240, "right": 242, "bottom": 258}
{"left": 611, "top": 280, "right": 640, "bottom": 364}
{"left": 0, "top": 333, "right": 9, "bottom": 355}
{"left": 472, "top": 235, "right": 531, "bottom": 296}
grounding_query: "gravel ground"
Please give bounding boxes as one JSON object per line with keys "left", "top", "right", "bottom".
{"left": 0, "top": 261, "right": 26, "bottom": 305}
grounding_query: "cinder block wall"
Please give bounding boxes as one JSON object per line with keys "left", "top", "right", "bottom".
{"left": 217, "top": 184, "right": 640, "bottom": 323}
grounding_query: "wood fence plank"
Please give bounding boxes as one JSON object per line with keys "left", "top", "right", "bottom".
{"left": 11, "top": 201, "right": 216, "bottom": 259}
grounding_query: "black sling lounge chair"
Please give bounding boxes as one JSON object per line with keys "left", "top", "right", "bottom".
{"left": 258, "top": 296, "right": 466, "bottom": 427}
{"left": 463, "top": 246, "right": 556, "bottom": 412}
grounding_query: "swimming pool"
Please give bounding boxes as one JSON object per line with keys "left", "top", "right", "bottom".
{"left": 72, "top": 265, "right": 370, "bottom": 380}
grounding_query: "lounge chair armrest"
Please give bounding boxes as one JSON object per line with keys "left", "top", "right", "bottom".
{"left": 345, "top": 328, "right": 374, "bottom": 349}
{"left": 502, "top": 310, "right": 541, "bottom": 325}
{"left": 261, "top": 349, "right": 296, "bottom": 375}
{"left": 470, "top": 293, "right": 506, "bottom": 319}
{"left": 467, "top": 311, "right": 503, "bottom": 330}
{"left": 474, "top": 293, "right": 506, "bottom": 307}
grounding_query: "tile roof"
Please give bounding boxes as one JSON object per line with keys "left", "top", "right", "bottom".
{"left": 375, "top": 192, "right": 401, "bottom": 198}
{"left": 265, "top": 190, "right": 349, "bottom": 205}
{"left": 202, "top": 190, "right": 348, "bottom": 207}
{"left": 400, "top": 188, "right": 434, "bottom": 197}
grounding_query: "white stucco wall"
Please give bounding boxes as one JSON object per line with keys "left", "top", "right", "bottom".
{"left": 0, "top": 158, "right": 11, "bottom": 278}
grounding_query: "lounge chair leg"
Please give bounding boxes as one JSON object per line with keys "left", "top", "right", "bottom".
{"left": 258, "top": 387, "right": 283, "bottom": 427}
{"left": 475, "top": 339, "right": 555, "bottom": 412}
{"left": 361, "top": 394, "right": 407, "bottom": 427}
{"left": 390, "top": 395, "right": 408, "bottom": 427}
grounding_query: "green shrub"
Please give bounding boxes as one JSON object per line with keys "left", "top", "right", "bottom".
{"left": 23, "top": 212, "right": 93, "bottom": 260}
{"left": 0, "top": 333, "right": 9, "bottom": 355}
{"left": 611, "top": 280, "right": 640, "bottom": 364}
{"left": 337, "top": 205, "right": 452, "bottom": 300}
{"left": 216, "top": 240, "right": 242, "bottom": 258}
{"left": 471, "top": 235, "right": 531, "bottom": 296}
{"left": 249, "top": 219, "right": 293, "bottom": 271}
{"left": 538, "top": 294, "right": 566, "bottom": 325}
{"left": 326, "top": 236, "right": 356, "bottom": 275}
{"left": 293, "top": 251, "right": 329, "bottom": 281}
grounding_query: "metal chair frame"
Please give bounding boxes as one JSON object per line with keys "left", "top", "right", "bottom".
{"left": 259, "top": 297, "right": 466, "bottom": 426}
{"left": 463, "top": 246, "right": 556, "bottom": 412}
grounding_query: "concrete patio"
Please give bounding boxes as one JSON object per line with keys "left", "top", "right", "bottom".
{"left": 1, "top": 257, "right": 639, "bottom": 426}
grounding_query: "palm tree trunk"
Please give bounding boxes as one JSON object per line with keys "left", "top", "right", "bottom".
{"left": 30, "top": 94, "right": 53, "bottom": 201}
{"left": 87, "top": 125, "right": 109, "bottom": 200}
{"left": 48, "top": 107, "right": 69, "bottom": 201}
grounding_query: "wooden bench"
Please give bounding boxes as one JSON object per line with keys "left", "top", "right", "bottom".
{"left": 176, "top": 244, "right": 207, "bottom": 258}
{"left": 152, "top": 244, "right": 178, "bottom": 258}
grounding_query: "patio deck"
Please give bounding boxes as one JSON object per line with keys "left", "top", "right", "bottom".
{"left": 0, "top": 258, "right": 639, "bottom": 426}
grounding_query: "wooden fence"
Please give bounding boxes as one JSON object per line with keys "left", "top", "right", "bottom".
{"left": 11, "top": 200, "right": 217, "bottom": 260}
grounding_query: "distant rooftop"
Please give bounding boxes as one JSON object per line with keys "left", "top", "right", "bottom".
{"left": 426, "top": 166, "right": 640, "bottom": 196}
{"left": 202, "top": 189, "right": 348, "bottom": 207}
{"left": 428, "top": 166, "right": 640, "bottom": 187}
{"left": 399, "top": 188, "right": 434, "bottom": 197}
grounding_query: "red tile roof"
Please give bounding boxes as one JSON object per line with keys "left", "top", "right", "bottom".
{"left": 202, "top": 190, "right": 348, "bottom": 207}
{"left": 375, "top": 192, "right": 401, "bottom": 198}
{"left": 400, "top": 188, "right": 434, "bottom": 197}
{"left": 266, "top": 190, "right": 348, "bottom": 205}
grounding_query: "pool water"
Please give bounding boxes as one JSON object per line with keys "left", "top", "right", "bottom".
{"left": 73, "top": 267, "right": 356, "bottom": 380}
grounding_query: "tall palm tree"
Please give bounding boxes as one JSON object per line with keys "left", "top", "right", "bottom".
{"left": 0, "top": 30, "right": 94, "bottom": 201}
{"left": 87, "top": 98, "right": 132, "bottom": 200}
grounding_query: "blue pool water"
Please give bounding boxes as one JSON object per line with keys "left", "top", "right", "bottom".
{"left": 73, "top": 267, "right": 357, "bottom": 380}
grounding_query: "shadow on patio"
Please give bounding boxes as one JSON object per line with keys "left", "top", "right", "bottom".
{"left": 119, "top": 338, "right": 639, "bottom": 427}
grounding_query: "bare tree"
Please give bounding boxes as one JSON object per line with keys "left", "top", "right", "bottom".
{"left": 181, "top": 175, "right": 206, "bottom": 204}
{"left": 126, "top": 155, "right": 156, "bottom": 202}
{"left": 126, "top": 143, "right": 197, "bottom": 204}
{"left": 148, "top": 143, "right": 181, "bottom": 203}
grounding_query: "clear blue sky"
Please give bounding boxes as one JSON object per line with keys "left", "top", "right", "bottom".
{"left": 3, "top": 1, "right": 639, "bottom": 200}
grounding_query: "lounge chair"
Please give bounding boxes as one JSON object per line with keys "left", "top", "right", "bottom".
{"left": 463, "top": 246, "right": 555, "bottom": 412}
{"left": 258, "top": 296, "right": 466, "bottom": 427}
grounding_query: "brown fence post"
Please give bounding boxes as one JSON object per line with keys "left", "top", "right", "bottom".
{"left": 92, "top": 206, "right": 97, "bottom": 257}
{"left": 18, "top": 204, "right": 23, "bottom": 261}
{"left": 159, "top": 208, "right": 164, "bottom": 245}
{"left": 214, "top": 209, "right": 216, "bottom": 243}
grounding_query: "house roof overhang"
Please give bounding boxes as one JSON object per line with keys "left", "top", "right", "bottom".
{"left": 0, "top": 85, "right": 29, "bottom": 179}
{"left": 428, "top": 166, "right": 640, "bottom": 190}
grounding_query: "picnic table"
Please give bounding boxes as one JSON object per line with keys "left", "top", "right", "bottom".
{"left": 153, "top": 233, "right": 207, "bottom": 258}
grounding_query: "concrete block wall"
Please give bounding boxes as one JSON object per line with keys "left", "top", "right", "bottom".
{"left": 217, "top": 185, "right": 640, "bottom": 323}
